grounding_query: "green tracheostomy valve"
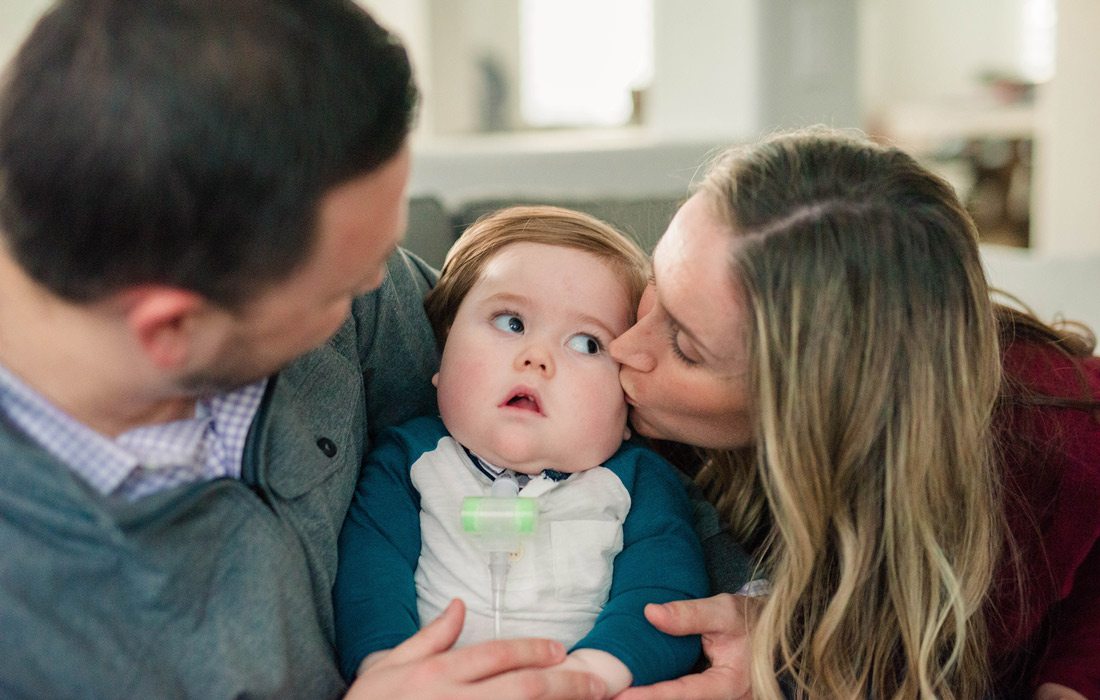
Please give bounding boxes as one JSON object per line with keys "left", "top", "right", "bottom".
{"left": 461, "top": 496, "right": 538, "bottom": 534}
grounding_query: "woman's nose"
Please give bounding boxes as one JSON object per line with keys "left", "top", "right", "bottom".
{"left": 514, "top": 343, "right": 555, "bottom": 377}
{"left": 609, "top": 323, "right": 656, "bottom": 373}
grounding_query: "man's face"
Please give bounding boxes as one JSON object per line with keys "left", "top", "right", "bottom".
{"left": 180, "top": 146, "right": 410, "bottom": 392}
{"left": 434, "top": 242, "right": 633, "bottom": 474}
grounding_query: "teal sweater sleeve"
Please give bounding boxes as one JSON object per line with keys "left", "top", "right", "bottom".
{"left": 333, "top": 417, "right": 445, "bottom": 680}
{"left": 571, "top": 442, "right": 709, "bottom": 686}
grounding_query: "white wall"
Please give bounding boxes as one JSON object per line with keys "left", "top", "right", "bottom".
{"left": 1031, "top": 0, "right": 1100, "bottom": 254}
{"left": 647, "top": 0, "right": 760, "bottom": 141}
{"left": 859, "top": 0, "right": 1028, "bottom": 116}
{"left": 0, "top": 0, "right": 51, "bottom": 71}
{"left": 757, "top": 0, "right": 860, "bottom": 131}
{"left": 982, "top": 244, "right": 1100, "bottom": 332}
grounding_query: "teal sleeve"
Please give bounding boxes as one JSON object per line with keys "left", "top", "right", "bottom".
{"left": 571, "top": 443, "right": 709, "bottom": 686}
{"left": 333, "top": 421, "right": 427, "bottom": 681}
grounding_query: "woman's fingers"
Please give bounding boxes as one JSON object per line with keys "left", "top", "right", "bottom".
{"left": 618, "top": 594, "right": 756, "bottom": 700}
{"left": 643, "top": 593, "right": 749, "bottom": 637}
{"left": 615, "top": 666, "right": 749, "bottom": 700}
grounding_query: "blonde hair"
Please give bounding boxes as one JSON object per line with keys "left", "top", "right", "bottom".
{"left": 424, "top": 205, "right": 648, "bottom": 345}
{"left": 696, "top": 129, "right": 1002, "bottom": 699}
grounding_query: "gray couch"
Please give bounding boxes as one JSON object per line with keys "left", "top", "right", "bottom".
{"left": 405, "top": 194, "right": 684, "bottom": 269}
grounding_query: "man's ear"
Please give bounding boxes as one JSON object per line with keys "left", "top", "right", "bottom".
{"left": 119, "top": 287, "right": 209, "bottom": 371}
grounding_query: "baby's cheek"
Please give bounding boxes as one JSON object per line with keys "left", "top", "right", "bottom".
{"left": 435, "top": 363, "right": 479, "bottom": 418}
{"left": 596, "top": 379, "right": 630, "bottom": 438}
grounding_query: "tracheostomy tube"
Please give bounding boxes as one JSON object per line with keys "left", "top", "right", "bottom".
{"left": 460, "top": 474, "right": 538, "bottom": 638}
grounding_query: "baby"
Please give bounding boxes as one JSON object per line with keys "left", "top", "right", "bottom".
{"left": 334, "top": 206, "right": 708, "bottom": 695}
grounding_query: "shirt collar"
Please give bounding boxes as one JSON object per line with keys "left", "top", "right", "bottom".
{"left": 0, "top": 361, "right": 140, "bottom": 494}
{"left": 0, "top": 361, "right": 265, "bottom": 497}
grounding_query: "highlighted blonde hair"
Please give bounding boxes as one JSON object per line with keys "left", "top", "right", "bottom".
{"left": 424, "top": 205, "right": 648, "bottom": 345}
{"left": 696, "top": 129, "right": 1002, "bottom": 699}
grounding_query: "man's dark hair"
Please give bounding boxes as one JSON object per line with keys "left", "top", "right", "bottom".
{"left": 0, "top": 0, "right": 417, "bottom": 306}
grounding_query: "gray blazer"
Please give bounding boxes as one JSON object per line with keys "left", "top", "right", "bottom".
{"left": 0, "top": 250, "right": 440, "bottom": 699}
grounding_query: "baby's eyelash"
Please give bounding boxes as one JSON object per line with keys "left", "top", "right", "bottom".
{"left": 490, "top": 308, "right": 522, "bottom": 321}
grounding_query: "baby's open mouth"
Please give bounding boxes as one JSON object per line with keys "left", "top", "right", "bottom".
{"left": 502, "top": 389, "right": 542, "bottom": 414}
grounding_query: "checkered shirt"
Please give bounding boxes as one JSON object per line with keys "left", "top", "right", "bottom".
{"left": 0, "top": 361, "right": 266, "bottom": 501}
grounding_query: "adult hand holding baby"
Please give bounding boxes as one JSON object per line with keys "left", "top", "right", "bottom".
{"left": 616, "top": 594, "right": 755, "bottom": 700}
{"left": 347, "top": 599, "right": 608, "bottom": 700}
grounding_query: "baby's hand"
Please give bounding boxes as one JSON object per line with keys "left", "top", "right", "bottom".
{"left": 560, "top": 648, "right": 632, "bottom": 698}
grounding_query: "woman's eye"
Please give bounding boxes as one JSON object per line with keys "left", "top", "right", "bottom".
{"left": 567, "top": 333, "right": 603, "bottom": 356}
{"left": 492, "top": 313, "right": 524, "bottom": 334}
{"left": 667, "top": 324, "right": 700, "bottom": 366}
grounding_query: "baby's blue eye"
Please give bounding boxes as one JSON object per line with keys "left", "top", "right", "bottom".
{"left": 492, "top": 313, "right": 525, "bottom": 334}
{"left": 567, "top": 333, "right": 602, "bottom": 355}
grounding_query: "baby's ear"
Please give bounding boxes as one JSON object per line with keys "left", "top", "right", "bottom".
{"left": 431, "top": 372, "right": 440, "bottom": 388}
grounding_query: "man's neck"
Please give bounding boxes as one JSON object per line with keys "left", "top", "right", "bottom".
{"left": 0, "top": 251, "right": 196, "bottom": 436}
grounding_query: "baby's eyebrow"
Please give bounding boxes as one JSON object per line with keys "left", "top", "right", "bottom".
{"left": 481, "top": 291, "right": 531, "bottom": 307}
{"left": 572, "top": 311, "right": 621, "bottom": 340}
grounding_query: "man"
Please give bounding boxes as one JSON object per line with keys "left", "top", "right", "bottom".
{"left": 0, "top": 1, "right": 604, "bottom": 697}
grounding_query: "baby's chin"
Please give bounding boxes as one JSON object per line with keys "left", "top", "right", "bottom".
{"left": 460, "top": 428, "right": 623, "bottom": 475}
{"left": 466, "top": 439, "right": 571, "bottom": 476}
{"left": 471, "top": 444, "right": 556, "bottom": 476}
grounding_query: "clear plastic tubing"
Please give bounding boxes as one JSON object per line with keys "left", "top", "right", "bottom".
{"left": 460, "top": 474, "right": 538, "bottom": 638}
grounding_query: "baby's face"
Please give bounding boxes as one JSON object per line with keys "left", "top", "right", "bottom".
{"left": 434, "top": 242, "right": 632, "bottom": 474}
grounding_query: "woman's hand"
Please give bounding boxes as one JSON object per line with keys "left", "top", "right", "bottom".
{"left": 1034, "top": 682, "right": 1088, "bottom": 700}
{"left": 346, "top": 599, "right": 608, "bottom": 700}
{"left": 615, "top": 594, "right": 757, "bottom": 700}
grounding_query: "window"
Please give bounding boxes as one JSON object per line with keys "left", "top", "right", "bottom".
{"left": 520, "top": 0, "right": 653, "bottom": 128}
{"left": 1021, "top": 0, "right": 1055, "bottom": 82}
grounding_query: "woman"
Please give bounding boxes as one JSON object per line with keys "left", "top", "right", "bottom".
{"left": 608, "top": 129, "right": 1100, "bottom": 699}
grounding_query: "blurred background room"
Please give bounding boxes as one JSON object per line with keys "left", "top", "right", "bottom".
{"left": 2, "top": 0, "right": 1097, "bottom": 329}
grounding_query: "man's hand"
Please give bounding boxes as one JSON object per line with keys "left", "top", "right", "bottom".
{"left": 615, "top": 594, "right": 756, "bottom": 700}
{"left": 345, "top": 599, "right": 608, "bottom": 700}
